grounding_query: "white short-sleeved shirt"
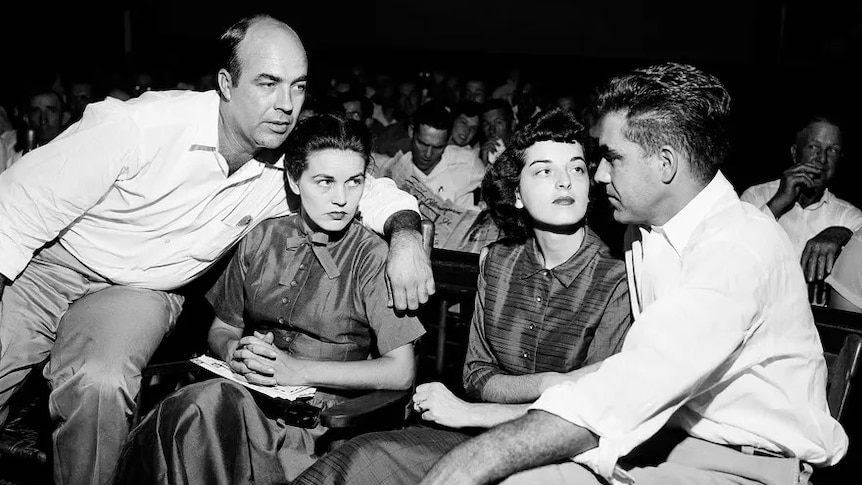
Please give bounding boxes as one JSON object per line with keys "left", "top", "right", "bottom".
{"left": 0, "top": 90, "right": 417, "bottom": 290}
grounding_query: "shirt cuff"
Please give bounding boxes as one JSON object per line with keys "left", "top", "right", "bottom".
{"left": 359, "top": 175, "right": 419, "bottom": 235}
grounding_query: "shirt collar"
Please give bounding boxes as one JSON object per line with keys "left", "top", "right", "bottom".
{"left": 519, "top": 227, "right": 603, "bottom": 287}
{"left": 650, "top": 170, "right": 736, "bottom": 256}
{"left": 190, "top": 91, "right": 286, "bottom": 173}
{"left": 801, "top": 188, "right": 833, "bottom": 211}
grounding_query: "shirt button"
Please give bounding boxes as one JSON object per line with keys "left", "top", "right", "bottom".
{"left": 528, "top": 324, "right": 534, "bottom": 330}
{"left": 281, "top": 297, "right": 288, "bottom": 304}
{"left": 522, "top": 352, "right": 529, "bottom": 358}
{"left": 543, "top": 271, "right": 550, "bottom": 277}
{"left": 164, "top": 238, "right": 171, "bottom": 244}
{"left": 299, "top": 264, "right": 306, "bottom": 270}
{"left": 277, "top": 317, "right": 285, "bottom": 324}
{"left": 536, "top": 296, "right": 542, "bottom": 303}
{"left": 290, "top": 281, "right": 297, "bottom": 287}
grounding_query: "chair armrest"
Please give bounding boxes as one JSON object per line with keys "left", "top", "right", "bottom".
{"left": 320, "top": 389, "right": 411, "bottom": 429}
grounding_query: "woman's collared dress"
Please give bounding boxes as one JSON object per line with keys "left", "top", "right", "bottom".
{"left": 115, "top": 215, "right": 425, "bottom": 484}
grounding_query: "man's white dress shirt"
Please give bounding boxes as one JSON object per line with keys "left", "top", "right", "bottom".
{"left": 531, "top": 172, "right": 847, "bottom": 482}
{"left": 740, "top": 179, "right": 862, "bottom": 256}
{"left": 0, "top": 90, "right": 417, "bottom": 290}
{"left": 374, "top": 145, "right": 485, "bottom": 210}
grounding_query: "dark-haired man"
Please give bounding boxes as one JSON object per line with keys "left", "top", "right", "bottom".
{"left": 0, "top": 14, "right": 431, "bottom": 485}
{"left": 479, "top": 99, "right": 514, "bottom": 166}
{"left": 421, "top": 62, "right": 846, "bottom": 485}
{"left": 741, "top": 116, "right": 862, "bottom": 283}
{"left": 375, "top": 102, "right": 485, "bottom": 210}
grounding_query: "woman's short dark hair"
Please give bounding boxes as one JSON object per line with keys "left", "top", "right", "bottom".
{"left": 283, "top": 113, "right": 372, "bottom": 186}
{"left": 481, "top": 107, "right": 594, "bottom": 243}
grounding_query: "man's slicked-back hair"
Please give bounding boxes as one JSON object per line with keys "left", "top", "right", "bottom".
{"left": 482, "top": 107, "right": 594, "bottom": 243}
{"left": 481, "top": 98, "right": 514, "bottom": 124}
{"left": 594, "top": 62, "right": 731, "bottom": 184}
{"left": 218, "top": 14, "right": 279, "bottom": 88}
{"left": 412, "top": 102, "right": 453, "bottom": 133}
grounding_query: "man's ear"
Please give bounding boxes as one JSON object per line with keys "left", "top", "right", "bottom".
{"left": 657, "top": 146, "right": 679, "bottom": 184}
{"left": 789, "top": 144, "right": 798, "bottom": 164}
{"left": 217, "top": 68, "right": 233, "bottom": 101}
{"left": 514, "top": 187, "right": 524, "bottom": 209}
{"left": 407, "top": 125, "right": 414, "bottom": 139}
{"left": 286, "top": 172, "right": 301, "bottom": 196}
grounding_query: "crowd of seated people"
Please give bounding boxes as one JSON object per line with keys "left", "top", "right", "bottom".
{"left": 0, "top": 12, "right": 860, "bottom": 485}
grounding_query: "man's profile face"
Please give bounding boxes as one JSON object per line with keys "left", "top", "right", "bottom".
{"left": 481, "top": 108, "right": 511, "bottom": 143}
{"left": 464, "top": 81, "right": 487, "bottom": 104}
{"left": 450, "top": 114, "right": 478, "bottom": 147}
{"left": 791, "top": 121, "right": 842, "bottom": 190}
{"left": 224, "top": 20, "right": 308, "bottom": 153}
{"left": 593, "top": 111, "right": 663, "bottom": 225}
{"left": 411, "top": 124, "right": 449, "bottom": 174}
{"left": 27, "top": 93, "right": 65, "bottom": 144}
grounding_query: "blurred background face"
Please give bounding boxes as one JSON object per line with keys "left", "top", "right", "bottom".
{"left": 68, "top": 82, "right": 95, "bottom": 121}
{"left": 517, "top": 140, "right": 590, "bottom": 229}
{"left": 463, "top": 80, "right": 487, "bottom": 104}
{"left": 450, "top": 113, "right": 478, "bottom": 146}
{"left": 288, "top": 148, "right": 366, "bottom": 233}
{"left": 342, "top": 100, "right": 363, "bottom": 122}
{"left": 791, "top": 121, "right": 842, "bottom": 190}
{"left": 27, "top": 92, "right": 65, "bottom": 144}
{"left": 411, "top": 124, "right": 449, "bottom": 174}
{"left": 481, "top": 108, "right": 510, "bottom": 142}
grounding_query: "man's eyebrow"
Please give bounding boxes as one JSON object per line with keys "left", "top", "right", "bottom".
{"left": 600, "top": 146, "right": 621, "bottom": 159}
{"left": 528, "top": 159, "right": 551, "bottom": 167}
{"left": 254, "top": 73, "right": 283, "bottom": 83}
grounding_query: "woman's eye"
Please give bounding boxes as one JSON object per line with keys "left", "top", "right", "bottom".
{"left": 347, "top": 178, "right": 363, "bottom": 187}
{"left": 317, "top": 180, "right": 333, "bottom": 187}
{"left": 535, "top": 168, "right": 550, "bottom": 176}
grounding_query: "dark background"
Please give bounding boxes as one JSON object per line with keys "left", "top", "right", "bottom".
{"left": 3, "top": 1, "right": 862, "bottom": 203}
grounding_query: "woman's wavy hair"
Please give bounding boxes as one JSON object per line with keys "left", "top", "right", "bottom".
{"left": 282, "top": 113, "right": 372, "bottom": 188}
{"left": 481, "top": 107, "right": 595, "bottom": 243}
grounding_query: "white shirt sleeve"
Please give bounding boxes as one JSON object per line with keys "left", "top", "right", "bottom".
{"left": 529, "top": 234, "right": 769, "bottom": 478}
{"left": 358, "top": 173, "right": 419, "bottom": 235}
{"left": 826, "top": 230, "right": 862, "bottom": 309}
{"left": 739, "top": 184, "right": 775, "bottom": 219}
{"left": 833, "top": 202, "right": 862, "bottom": 233}
{"left": 0, "top": 102, "right": 141, "bottom": 280}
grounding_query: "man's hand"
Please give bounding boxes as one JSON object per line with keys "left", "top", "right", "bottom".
{"left": 387, "top": 228, "right": 435, "bottom": 311}
{"left": 479, "top": 139, "right": 505, "bottom": 166}
{"left": 801, "top": 226, "right": 853, "bottom": 282}
{"left": 413, "top": 382, "right": 474, "bottom": 428}
{"left": 767, "top": 162, "right": 821, "bottom": 218}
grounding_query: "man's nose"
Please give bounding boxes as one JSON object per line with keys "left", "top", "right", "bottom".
{"left": 594, "top": 159, "right": 611, "bottom": 184}
{"left": 275, "top": 86, "right": 294, "bottom": 114}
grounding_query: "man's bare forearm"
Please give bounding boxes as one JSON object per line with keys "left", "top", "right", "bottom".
{"left": 420, "top": 410, "right": 599, "bottom": 485}
{"left": 383, "top": 209, "right": 421, "bottom": 238}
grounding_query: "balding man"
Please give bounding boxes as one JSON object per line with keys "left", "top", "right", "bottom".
{"left": 0, "top": 14, "right": 430, "bottom": 485}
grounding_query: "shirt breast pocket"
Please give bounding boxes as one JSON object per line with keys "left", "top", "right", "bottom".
{"left": 189, "top": 214, "right": 254, "bottom": 262}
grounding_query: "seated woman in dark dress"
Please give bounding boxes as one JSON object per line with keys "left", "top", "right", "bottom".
{"left": 114, "top": 114, "right": 425, "bottom": 484}
{"left": 294, "top": 107, "right": 632, "bottom": 485}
